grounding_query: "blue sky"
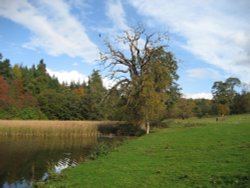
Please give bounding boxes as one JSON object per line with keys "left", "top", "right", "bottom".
{"left": 0, "top": 0, "right": 250, "bottom": 99}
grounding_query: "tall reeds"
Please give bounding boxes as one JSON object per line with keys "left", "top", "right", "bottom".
{"left": 0, "top": 120, "right": 118, "bottom": 137}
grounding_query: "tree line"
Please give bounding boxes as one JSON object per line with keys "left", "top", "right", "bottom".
{"left": 0, "top": 54, "right": 249, "bottom": 121}
{"left": 1, "top": 26, "right": 250, "bottom": 132}
{"left": 0, "top": 53, "right": 180, "bottom": 122}
{"left": 168, "top": 77, "right": 250, "bottom": 119}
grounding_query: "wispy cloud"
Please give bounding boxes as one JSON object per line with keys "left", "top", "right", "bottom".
{"left": 93, "top": 0, "right": 128, "bottom": 36}
{"left": 106, "top": 0, "right": 128, "bottom": 31}
{"left": 0, "top": 0, "right": 99, "bottom": 63}
{"left": 128, "top": 0, "right": 250, "bottom": 82}
{"left": 187, "top": 68, "right": 222, "bottom": 80}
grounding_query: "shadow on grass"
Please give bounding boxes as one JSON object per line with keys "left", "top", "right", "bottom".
{"left": 210, "top": 175, "right": 250, "bottom": 188}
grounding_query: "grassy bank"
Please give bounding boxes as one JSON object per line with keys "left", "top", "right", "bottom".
{"left": 45, "top": 114, "right": 250, "bottom": 187}
{"left": 0, "top": 120, "right": 118, "bottom": 137}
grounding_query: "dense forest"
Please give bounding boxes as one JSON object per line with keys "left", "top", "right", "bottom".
{"left": 0, "top": 54, "right": 108, "bottom": 120}
{"left": 0, "top": 52, "right": 249, "bottom": 122}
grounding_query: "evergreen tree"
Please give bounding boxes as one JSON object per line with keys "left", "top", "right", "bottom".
{"left": 0, "top": 55, "right": 12, "bottom": 80}
{"left": 82, "top": 70, "right": 106, "bottom": 120}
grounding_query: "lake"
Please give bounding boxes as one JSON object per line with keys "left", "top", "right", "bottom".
{"left": 0, "top": 135, "right": 118, "bottom": 188}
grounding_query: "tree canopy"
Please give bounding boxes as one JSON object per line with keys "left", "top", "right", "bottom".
{"left": 212, "top": 77, "right": 241, "bottom": 116}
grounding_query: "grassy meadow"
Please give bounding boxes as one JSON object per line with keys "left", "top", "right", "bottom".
{"left": 0, "top": 120, "right": 118, "bottom": 137}
{"left": 45, "top": 114, "right": 250, "bottom": 187}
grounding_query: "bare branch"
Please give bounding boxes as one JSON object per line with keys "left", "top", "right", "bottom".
{"left": 101, "top": 25, "right": 170, "bottom": 87}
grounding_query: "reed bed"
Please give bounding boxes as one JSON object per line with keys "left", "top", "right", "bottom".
{"left": 0, "top": 120, "right": 118, "bottom": 137}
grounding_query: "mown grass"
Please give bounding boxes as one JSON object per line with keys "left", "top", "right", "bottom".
{"left": 0, "top": 120, "right": 118, "bottom": 137}
{"left": 45, "top": 114, "right": 250, "bottom": 187}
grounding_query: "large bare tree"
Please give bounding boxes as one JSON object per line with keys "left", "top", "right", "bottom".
{"left": 101, "top": 26, "right": 179, "bottom": 134}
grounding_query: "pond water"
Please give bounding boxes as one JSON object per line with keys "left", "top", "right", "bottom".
{"left": 0, "top": 135, "right": 117, "bottom": 188}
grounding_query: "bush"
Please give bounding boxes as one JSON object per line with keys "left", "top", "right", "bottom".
{"left": 16, "top": 107, "right": 47, "bottom": 120}
{"left": 88, "top": 142, "right": 111, "bottom": 160}
{"left": 0, "top": 106, "right": 47, "bottom": 120}
{"left": 98, "top": 123, "right": 145, "bottom": 136}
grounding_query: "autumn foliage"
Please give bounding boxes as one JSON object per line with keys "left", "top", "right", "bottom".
{"left": 0, "top": 75, "right": 10, "bottom": 108}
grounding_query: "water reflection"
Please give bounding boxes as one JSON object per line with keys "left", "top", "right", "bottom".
{"left": 0, "top": 136, "right": 99, "bottom": 188}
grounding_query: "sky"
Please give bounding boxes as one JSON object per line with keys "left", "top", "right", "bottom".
{"left": 0, "top": 0, "right": 250, "bottom": 99}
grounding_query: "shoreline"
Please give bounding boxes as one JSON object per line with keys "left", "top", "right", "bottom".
{"left": 44, "top": 114, "right": 250, "bottom": 187}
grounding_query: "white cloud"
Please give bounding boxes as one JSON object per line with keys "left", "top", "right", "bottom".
{"left": 106, "top": 0, "right": 128, "bottom": 31}
{"left": 47, "top": 68, "right": 88, "bottom": 84}
{"left": 102, "top": 77, "right": 116, "bottom": 89}
{"left": 128, "top": 0, "right": 250, "bottom": 83}
{"left": 94, "top": 0, "right": 128, "bottom": 35}
{"left": 0, "top": 0, "right": 99, "bottom": 63}
{"left": 183, "top": 93, "right": 213, "bottom": 100}
{"left": 187, "top": 68, "right": 222, "bottom": 80}
{"left": 47, "top": 68, "right": 116, "bottom": 89}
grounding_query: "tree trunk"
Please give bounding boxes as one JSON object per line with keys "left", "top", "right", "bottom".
{"left": 146, "top": 121, "right": 150, "bottom": 134}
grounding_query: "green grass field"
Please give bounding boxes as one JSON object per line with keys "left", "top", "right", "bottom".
{"left": 45, "top": 114, "right": 250, "bottom": 188}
